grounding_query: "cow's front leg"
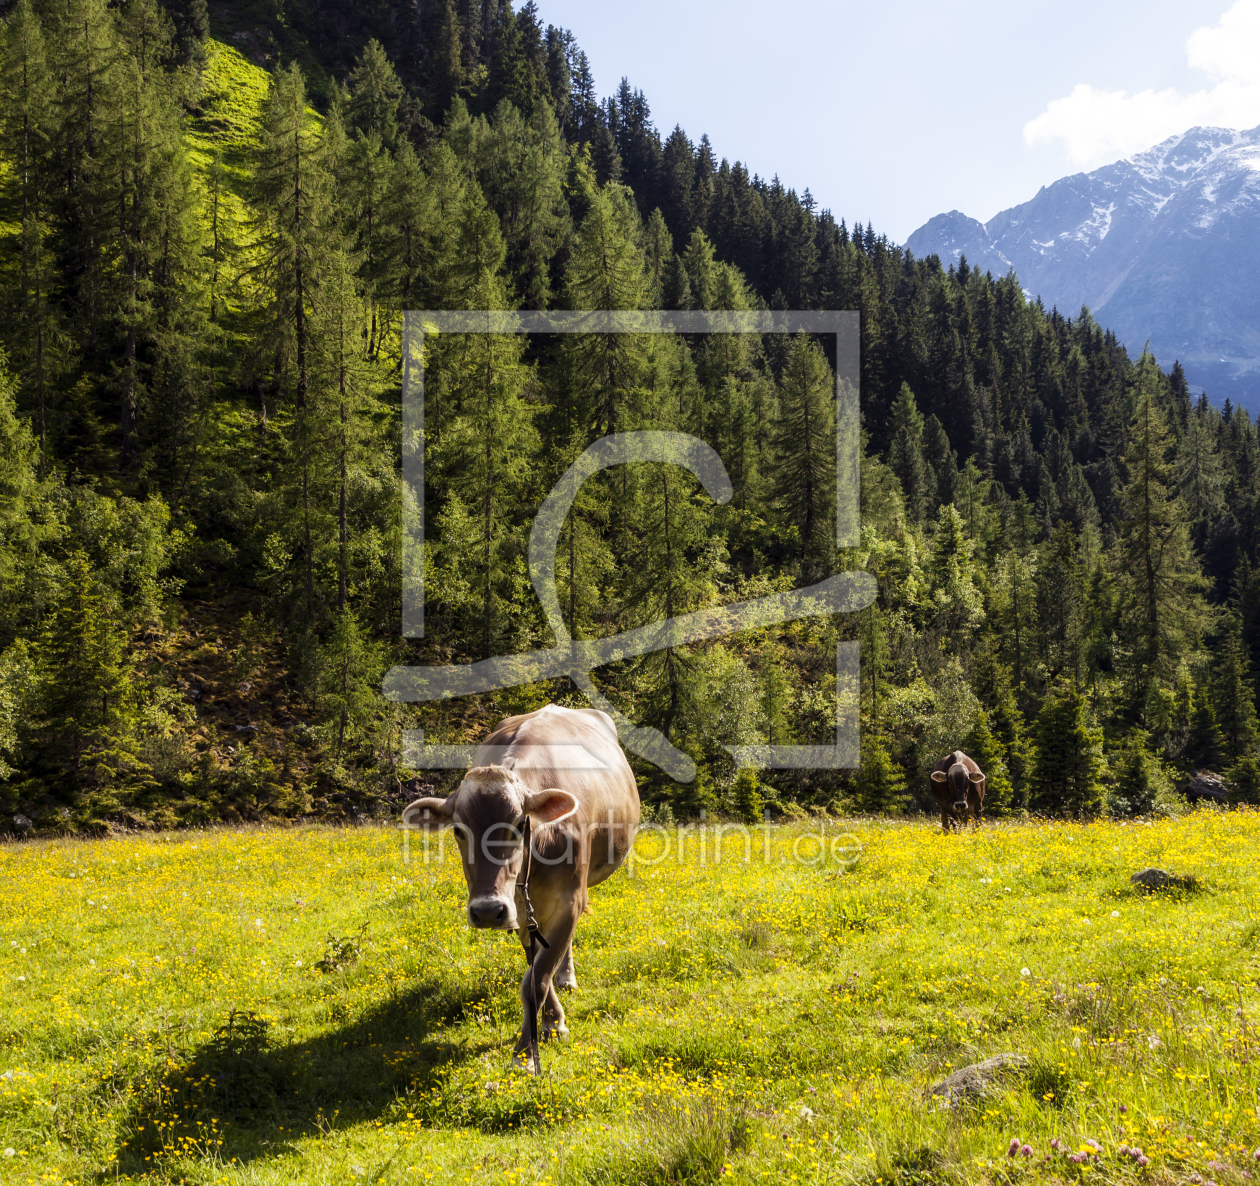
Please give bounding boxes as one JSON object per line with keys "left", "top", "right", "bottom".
{"left": 941, "top": 807, "right": 952, "bottom": 833}
{"left": 512, "top": 895, "right": 582, "bottom": 1069}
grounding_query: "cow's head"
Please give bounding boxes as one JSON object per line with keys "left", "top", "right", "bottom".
{"left": 402, "top": 765, "right": 577, "bottom": 930}
{"left": 931, "top": 763, "right": 983, "bottom": 813}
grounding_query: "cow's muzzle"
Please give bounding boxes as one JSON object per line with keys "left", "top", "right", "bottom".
{"left": 468, "top": 896, "right": 518, "bottom": 930}
{"left": 953, "top": 800, "right": 968, "bottom": 814}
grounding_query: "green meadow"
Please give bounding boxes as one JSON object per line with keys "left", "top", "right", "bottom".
{"left": 1, "top": 811, "right": 1257, "bottom": 1184}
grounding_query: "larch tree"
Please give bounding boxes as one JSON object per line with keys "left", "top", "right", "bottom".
{"left": 771, "top": 334, "right": 834, "bottom": 576}
{"left": 253, "top": 62, "right": 333, "bottom": 417}
{"left": 560, "top": 172, "right": 650, "bottom": 438}
{"left": 0, "top": 0, "right": 59, "bottom": 456}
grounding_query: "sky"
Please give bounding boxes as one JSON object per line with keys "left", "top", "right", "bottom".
{"left": 534, "top": 0, "right": 1260, "bottom": 243}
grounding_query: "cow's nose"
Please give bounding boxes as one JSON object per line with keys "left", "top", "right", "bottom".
{"left": 468, "top": 898, "right": 510, "bottom": 928}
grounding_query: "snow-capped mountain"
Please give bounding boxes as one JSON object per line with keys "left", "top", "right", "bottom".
{"left": 905, "top": 126, "right": 1260, "bottom": 410}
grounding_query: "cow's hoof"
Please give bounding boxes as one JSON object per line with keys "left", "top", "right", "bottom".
{"left": 510, "top": 1050, "right": 538, "bottom": 1075}
{"left": 541, "top": 1021, "right": 569, "bottom": 1042}
{"left": 555, "top": 971, "right": 579, "bottom": 992}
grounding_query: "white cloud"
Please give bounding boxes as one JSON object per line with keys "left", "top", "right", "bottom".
{"left": 1024, "top": 0, "right": 1260, "bottom": 168}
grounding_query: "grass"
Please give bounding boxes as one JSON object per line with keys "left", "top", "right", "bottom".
{"left": 1, "top": 810, "right": 1259, "bottom": 1184}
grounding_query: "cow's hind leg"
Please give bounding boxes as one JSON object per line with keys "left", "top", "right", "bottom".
{"left": 554, "top": 942, "right": 578, "bottom": 992}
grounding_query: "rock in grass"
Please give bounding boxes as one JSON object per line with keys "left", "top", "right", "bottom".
{"left": 1185, "top": 771, "right": 1228, "bottom": 804}
{"left": 1130, "top": 868, "right": 1195, "bottom": 891}
{"left": 12, "top": 814, "right": 31, "bottom": 835}
{"left": 927, "top": 1053, "right": 1028, "bottom": 1107}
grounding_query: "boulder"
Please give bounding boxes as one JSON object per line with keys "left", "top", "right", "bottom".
{"left": 12, "top": 814, "right": 32, "bottom": 834}
{"left": 1185, "top": 771, "right": 1228, "bottom": 803}
{"left": 1130, "top": 867, "right": 1195, "bottom": 891}
{"left": 926, "top": 1053, "right": 1028, "bottom": 1107}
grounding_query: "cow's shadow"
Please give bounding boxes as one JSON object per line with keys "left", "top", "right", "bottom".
{"left": 107, "top": 975, "right": 500, "bottom": 1176}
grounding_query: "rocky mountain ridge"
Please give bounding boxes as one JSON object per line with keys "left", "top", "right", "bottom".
{"left": 906, "top": 126, "right": 1260, "bottom": 410}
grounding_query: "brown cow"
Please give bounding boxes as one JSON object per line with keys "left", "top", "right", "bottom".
{"left": 929, "top": 750, "right": 985, "bottom": 832}
{"left": 402, "top": 704, "right": 639, "bottom": 1070}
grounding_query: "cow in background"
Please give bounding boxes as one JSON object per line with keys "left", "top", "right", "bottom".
{"left": 929, "top": 750, "right": 985, "bottom": 832}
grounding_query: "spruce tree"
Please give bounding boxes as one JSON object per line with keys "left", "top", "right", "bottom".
{"left": 1212, "top": 622, "right": 1258, "bottom": 763}
{"left": 1117, "top": 360, "right": 1207, "bottom": 709}
{"left": 561, "top": 175, "right": 650, "bottom": 437}
{"left": 1030, "top": 685, "right": 1104, "bottom": 817}
{"left": 962, "top": 709, "right": 1013, "bottom": 815}
{"left": 771, "top": 335, "right": 834, "bottom": 575}
{"left": 887, "top": 382, "right": 933, "bottom": 523}
{"left": 1036, "top": 520, "right": 1089, "bottom": 685}
{"left": 1186, "top": 693, "right": 1225, "bottom": 770}
{"left": 440, "top": 267, "right": 536, "bottom": 658}
{"left": 1109, "top": 730, "right": 1174, "bottom": 817}
{"left": 253, "top": 62, "right": 333, "bottom": 414}
{"left": 925, "top": 503, "right": 983, "bottom": 643}
{"left": 468, "top": 99, "right": 568, "bottom": 307}
{"left": 318, "top": 608, "right": 381, "bottom": 760}
{"left": 28, "top": 551, "right": 144, "bottom": 809}
{"left": 618, "top": 421, "right": 725, "bottom": 745}
{"left": 0, "top": 0, "right": 59, "bottom": 456}
{"left": 347, "top": 39, "right": 405, "bottom": 146}
{"left": 856, "top": 733, "right": 908, "bottom": 814}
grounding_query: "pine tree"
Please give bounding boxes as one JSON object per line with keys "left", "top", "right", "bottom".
{"left": 962, "top": 709, "right": 1013, "bottom": 815}
{"left": 253, "top": 62, "right": 333, "bottom": 414}
{"left": 1030, "top": 685, "right": 1104, "bottom": 817}
{"left": 0, "top": 0, "right": 60, "bottom": 456}
{"left": 561, "top": 175, "right": 650, "bottom": 437}
{"left": 731, "top": 765, "right": 764, "bottom": 823}
{"left": 440, "top": 266, "right": 536, "bottom": 658}
{"left": 771, "top": 335, "right": 834, "bottom": 575}
{"left": 1109, "top": 730, "right": 1174, "bottom": 817}
{"left": 856, "top": 733, "right": 908, "bottom": 814}
{"left": 887, "top": 382, "right": 933, "bottom": 523}
{"left": 1117, "top": 359, "right": 1208, "bottom": 710}
{"left": 1036, "top": 520, "right": 1089, "bottom": 685}
{"left": 1212, "top": 621, "right": 1258, "bottom": 763}
{"left": 317, "top": 609, "right": 382, "bottom": 759}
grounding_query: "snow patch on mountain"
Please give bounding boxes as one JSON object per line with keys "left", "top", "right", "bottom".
{"left": 904, "top": 124, "right": 1260, "bottom": 410}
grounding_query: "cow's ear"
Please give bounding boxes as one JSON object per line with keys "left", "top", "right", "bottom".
{"left": 402, "top": 795, "right": 457, "bottom": 832}
{"left": 524, "top": 788, "right": 578, "bottom": 825}
{"left": 930, "top": 771, "right": 947, "bottom": 784}
{"left": 969, "top": 772, "right": 984, "bottom": 784}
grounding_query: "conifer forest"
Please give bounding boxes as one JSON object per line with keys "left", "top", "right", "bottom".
{"left": 0, "top": 0, "right": 1257, "bottom": 833}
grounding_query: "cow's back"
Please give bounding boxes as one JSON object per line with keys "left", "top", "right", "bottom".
{"left": 475, "top": 705, "right": 639, "bottom": 885}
